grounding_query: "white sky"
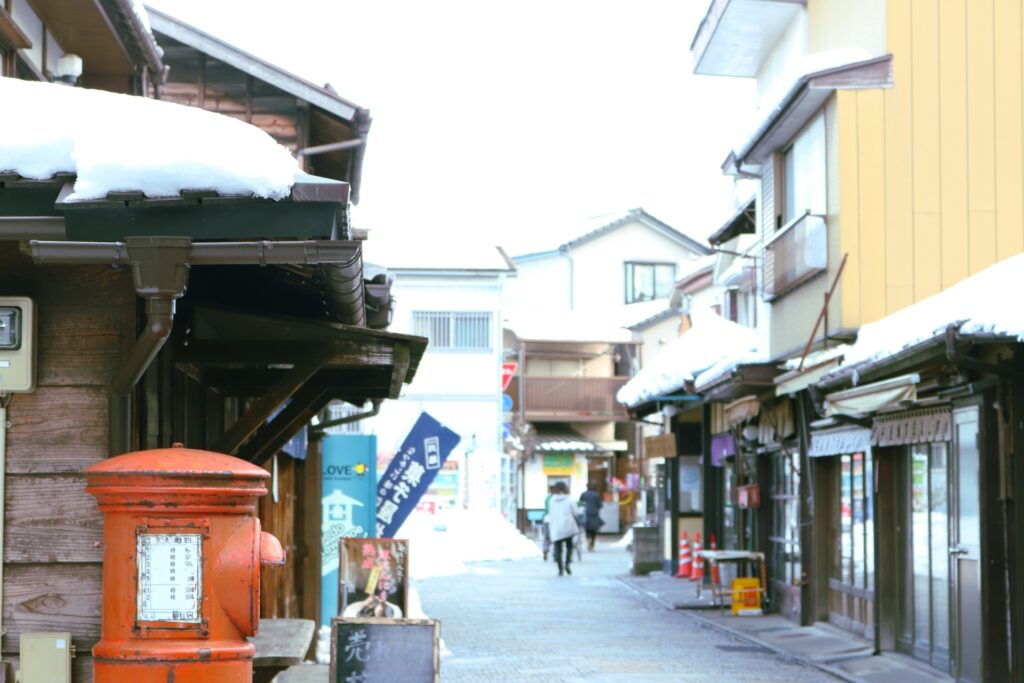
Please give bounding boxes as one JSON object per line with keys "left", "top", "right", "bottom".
{"left": 145, "top": 0, "right": 755, "bottom": 255}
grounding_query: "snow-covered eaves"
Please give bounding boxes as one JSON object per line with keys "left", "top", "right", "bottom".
{"left": 707, "top": 196, "right": 756, "bottom": 246}
{"left": 0, "top": 77, "right": 306, "bottom": 203}
{"left": 825, "top": 254, "right": 1024, "bottom": 382}
{"left": 612, "top": 299, "right": 676, "bottom": 331}
{"left": 724, "top": 51, "right": 892, "bottom": 177}
{"left": 616, "top": 310, "right": 758, "bottom": 409}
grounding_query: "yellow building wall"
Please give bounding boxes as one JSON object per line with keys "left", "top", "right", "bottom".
{"left": 837, "top": 0, "right": 1024, "bottom": 330}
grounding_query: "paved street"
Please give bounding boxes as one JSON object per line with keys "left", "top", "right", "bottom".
{"left": 415, "top": 539, "right": 837, "bottom": 682}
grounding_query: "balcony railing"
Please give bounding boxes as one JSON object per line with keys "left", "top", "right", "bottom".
{"left": 761, "top": 213, "right": 827, "bottom": 300}
{"left": 506, "top": 376, "right": 630, "bottom": 422}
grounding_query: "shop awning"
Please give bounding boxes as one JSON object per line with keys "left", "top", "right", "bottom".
{"left": 809, "top": 426, "right": 872, "bottom": 458}
{"left": 775, "top": 356, "right": 842, "bottom": 396}
{"left": 872, "top": 408, "right": 952, "bottom": 447}
{"left": 823, "top": 373, "right": 919, "bottom": 418}
{"left": 533, "top": 427, "right": 604, "bottom": 453}
{"left": 724, "top": 395, "right": 760, "bottom": 428}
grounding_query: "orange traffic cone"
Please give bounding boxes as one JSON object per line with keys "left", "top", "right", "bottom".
{"left": 690, "top": 532, "right": 704, "bottom": 581}
{"left": 709, "top": 533, "right": 721, "bottom": 585}
{"left": 675, "top": 531, "right": 691, "bottom": 578}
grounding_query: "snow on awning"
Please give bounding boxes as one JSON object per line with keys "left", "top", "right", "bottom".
{"left": 0, "top": 77, "right": 301, "bottom": 202}
{"left": 616, "top": 310, "right": 757, "bottom": 409}
{"left": 830, "top": 253, "right": 1024, "bottom": 378}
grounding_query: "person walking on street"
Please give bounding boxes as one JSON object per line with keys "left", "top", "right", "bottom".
{"left": 545, "top": 482, "right": 579, "bottom": 576}
{"left": 541, "top": 485, "right": 554, "bottom": 561}
{"left": 579, "top": 481, "right": 604, "bottom": 551}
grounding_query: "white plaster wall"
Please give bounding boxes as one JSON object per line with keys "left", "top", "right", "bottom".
{"left": 502, "top": 256, "right": 570, "bottom": 310}
{"left": 755, "top": 10, "right": 808, "bottom": 110}
{"left": 569, "top": 222, "right": 706, "bottom": 311}
{"left": 363, "top": 271, "right": 507, "bottom": 462}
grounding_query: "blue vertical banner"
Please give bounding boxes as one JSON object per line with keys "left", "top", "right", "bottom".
{"left": 377, "top": 412, "right": 461, "bottom": 537}
{"left": 321, "top": 434, "right": 377, "bottom": 624}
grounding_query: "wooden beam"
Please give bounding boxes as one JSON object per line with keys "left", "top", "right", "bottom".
{"left": 177, "top": 340, "right": 397, "bottom": 367}
{"left": 211, "top": 355, "right": 326, "bottom": 455}
{"left": 389, "top": 341, "right": 411, "bottom": 398}
{"left": 238, "top": 376, "right": 334, "bottom": 467}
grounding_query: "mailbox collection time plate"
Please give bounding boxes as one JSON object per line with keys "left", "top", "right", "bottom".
{"left": 136, "top": 533, "right": 203, "bottom": 623}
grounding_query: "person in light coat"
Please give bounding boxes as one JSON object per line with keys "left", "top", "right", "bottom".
{"left": 545, "top": 481, "right": 580, "bottom": 576}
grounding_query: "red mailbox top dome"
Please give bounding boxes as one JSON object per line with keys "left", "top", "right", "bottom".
{"left": 86, "top": 444, "right": 270, "bottom": 480}
{"left": 85, "top": 445, "right": 269, "bottom": 512}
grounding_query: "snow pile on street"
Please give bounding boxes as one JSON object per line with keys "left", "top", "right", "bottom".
{"left": 0, "top": 77, "right": 299, "bottom": 201}
{"left": 398, "top": 507, "right": 541, "bottom": 580}
{"left": 616, "top": 309, "right": 758, "bottom": 408}
{"left": 835, "top": 253, "right": 1024, "bottom": 372}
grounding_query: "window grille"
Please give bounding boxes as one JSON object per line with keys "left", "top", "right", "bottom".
{"left": 412, "top": 311, "right": 492, "bottom": 351}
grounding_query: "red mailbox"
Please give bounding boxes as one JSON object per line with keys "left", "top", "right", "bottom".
{"left": 85, "top": 444, "right": 285, "bottom": 682}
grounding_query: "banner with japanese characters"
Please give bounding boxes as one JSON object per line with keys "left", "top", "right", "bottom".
{"left": 376, "top": 412, "right": 461, "bottom": 537}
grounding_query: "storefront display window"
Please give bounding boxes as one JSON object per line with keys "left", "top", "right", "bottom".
{"left": 835, "top": 452, "right": 873, "bottom": 589}
{"left": 771, "top": 450, "right": 800, "bottom": 585}
{"left": 900, "top": 443, "right": 950, "bottom": 668}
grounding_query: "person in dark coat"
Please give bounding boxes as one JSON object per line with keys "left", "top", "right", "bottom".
{"left": 579, "top": 481, "right": 604, "bottom": 551}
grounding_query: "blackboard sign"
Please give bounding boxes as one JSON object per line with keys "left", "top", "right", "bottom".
{"left": 330, "top": 618, "right": 439, "bottom": 683}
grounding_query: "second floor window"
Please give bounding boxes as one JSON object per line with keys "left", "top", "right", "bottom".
{"left": 412, "top": 311, "right": 492, "bottom": 352}
{"left": 624, "top": 262, "right": 676, "bottom": 303}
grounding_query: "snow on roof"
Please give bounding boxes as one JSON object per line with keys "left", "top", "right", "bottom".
{"left": 504, "top": 307, "right": 638, "bottom": 344}
{"left": 616, "top": 309, "right": 758, "bottom": 408}
{"left": 0, "top": 77, "right": 300, "bottom": 202}
{"left": 832, "top": 253, "right": 1024, "bottom": 374}
{"left": 694, "top": 347, "right": 770, "bottom": 391}
{"left": 362, "top": 238, "right": 514, "bottom": 273}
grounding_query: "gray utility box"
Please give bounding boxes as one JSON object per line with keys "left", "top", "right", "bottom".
{"left": 631, "top": 525, "right": 662, "bottom": 575}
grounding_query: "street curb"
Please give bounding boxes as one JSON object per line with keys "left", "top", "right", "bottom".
{"left": 616, "top": 576, "right": 862, "bottom": 683}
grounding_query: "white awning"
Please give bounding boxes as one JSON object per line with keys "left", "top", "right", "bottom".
{"left": 809, "top": 426, "right": 872, "bottom": 458}
{"left": 824, "top": 373, "right": 919, "bottom": 418}
{"left": 872, "top": 408, "right": 952, "bottom": 447}
{"left": 775, "top": 357, "right": 841, "bottom": 396}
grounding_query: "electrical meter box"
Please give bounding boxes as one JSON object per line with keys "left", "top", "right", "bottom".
{"left": 0, "top": 297, "right": 36, "bottom": 393}
{"left": 19, "top": 632, "right": 73, "bottom": 683}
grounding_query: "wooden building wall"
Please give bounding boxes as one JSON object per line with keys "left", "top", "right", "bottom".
{"left": 153, "top": 36, "right": 306, "bottom": 156}
{"left": 835, "top": 0, "right": 1024, "bottom": 329}
{"left": 0, "top": 241, "right": 134, "bottom": 681}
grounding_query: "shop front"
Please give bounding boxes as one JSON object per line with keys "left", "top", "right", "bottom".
{"left": 808, "top": 425, "right": 875, "bottom": 639}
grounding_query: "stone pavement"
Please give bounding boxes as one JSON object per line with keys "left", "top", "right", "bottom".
{"left": 415, "top": 539, "right": 837, "bottom": 682}
{"left": 623, "top": 571, "right": 954, "bottom": 683}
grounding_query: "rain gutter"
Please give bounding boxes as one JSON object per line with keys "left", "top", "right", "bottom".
{"left": 30, "top": 237, "right": 366, "bottom": 454}
{"left": 310, "top": 400, "right": 381, "bottom": 434}
{"left": 110, "top": 0, "right": 167, "bottom": 82}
